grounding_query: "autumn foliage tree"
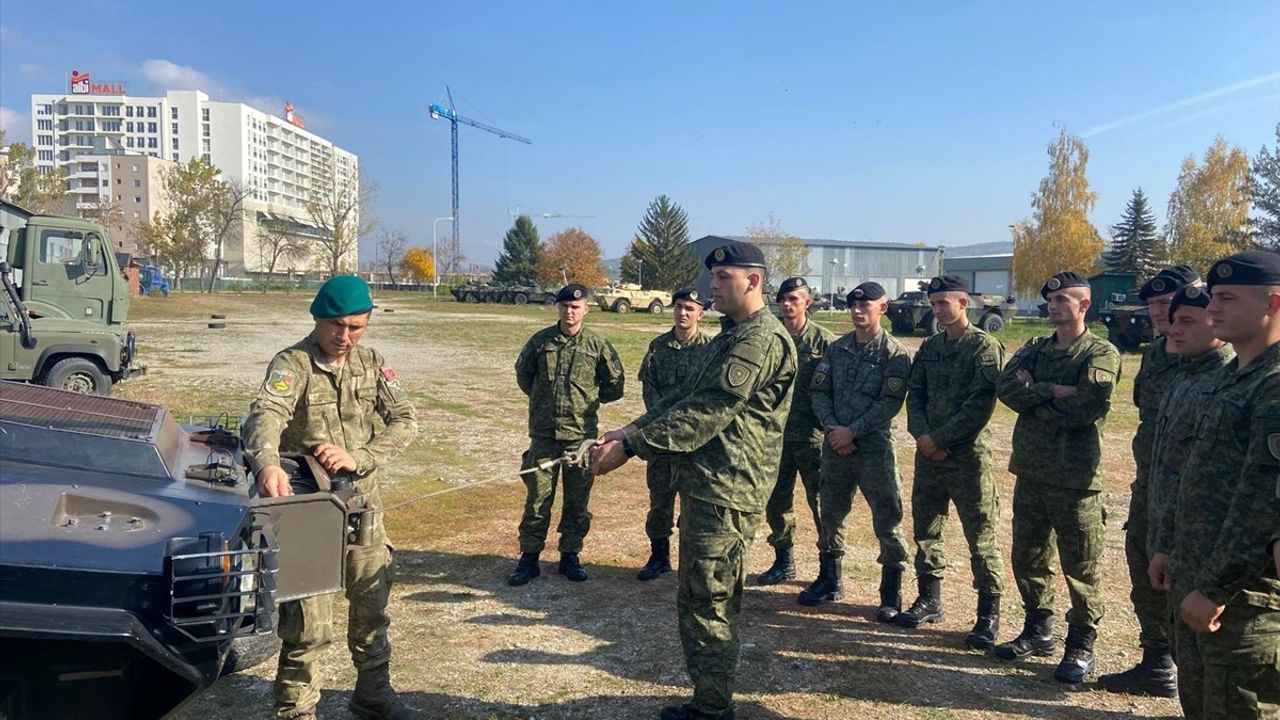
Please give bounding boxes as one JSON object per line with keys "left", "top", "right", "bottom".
{"left": 1164, "top": 136, "right": 1251, "bottom": 271}
{"left": 745, "top": 213, "right": 810, "bottom": 281}
{"left": 535, "top": 227, "right": 607, "bottom": 287}
{"left": 400, "top": 247, "right": 435, "bottom": 284}
{"left": 1011, "top": 127, "right": 1104, "bottom": 297}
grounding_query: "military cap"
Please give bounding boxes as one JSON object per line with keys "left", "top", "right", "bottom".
{"left": 1167, "top": 284, "right": 1210, "bottom": 322}
{"left": 1040, "top": 271, "right": 1089, "bottom": 299}
{"left": 1138, "top": 264, "right": 1200, "bottom": 300}
{"left": 776, "top": 276, "right": 811, "bottom": 301}
{"left": 846, "top": 281, "right": 887, "bottom": 304}
{"left": 926, "top": 275, "right": 969, "bottom": 295}
{"left": 672, "top": 287, "right": 703, "bottom": 304}
{"left": 310, "top": 275, "right": 373, "bottom": 318}
{"left": 704, "top": 240, "right": 766, "bottom": 269}
{"left": 555, "top": 284, "right": 591, "bottom": 302}
{"left": 1206, "top": 250, "right": 1280, "bottom": 289}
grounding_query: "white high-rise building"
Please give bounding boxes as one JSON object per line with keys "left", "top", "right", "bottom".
{"left": 31, "top": 83, "right": 359, "bottom": 275}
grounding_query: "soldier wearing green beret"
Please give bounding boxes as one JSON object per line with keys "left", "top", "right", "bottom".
{"left": 243, "top": 274, "right": 420, "bottom": 720}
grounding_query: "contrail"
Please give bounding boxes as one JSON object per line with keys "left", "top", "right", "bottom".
{"left": 1081, "top": 72, "right": 1280, "bottom": 138}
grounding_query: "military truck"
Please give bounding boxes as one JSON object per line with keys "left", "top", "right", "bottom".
{"left": 596, "top": 283, "right": 672, "bottom": 314}
{"left": 0, "top": 383, "right": 352, "bottom": 719}
{"left": 886, "top": 289, "right": 1018, "bottom": 335}
{"left": 1098, "top": 300, "right": 1153, "bottom": 351}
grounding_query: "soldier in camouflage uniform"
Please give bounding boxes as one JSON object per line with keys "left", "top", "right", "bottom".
{"left": 1148, "top": 251, "right": 1280, "bottom": 720}
{"left": 592, "top": 240, "right": 796, "bottom": 720}
{"left": 807, "top": 281, "right": 911, "bottom": 621}
{"left": 243, "top": 275, "right": 420, "bottom": 720}
{"left": 897, "top": 275, "right": 1005, "bottom": 650}
{"left": 508, "top": 284, "right": 625, "bottom": 586}
{"left": 994, "top": 271, "right": 1121, "bottom": 684}
{"left": 1099, "top": 264, "right": 1200, "bottom": 697}
{"left": 636, "top": 288, "right": 710, "bottom": 581}
{"left": 757, "top": 276, "right": 835, "bottom": 586}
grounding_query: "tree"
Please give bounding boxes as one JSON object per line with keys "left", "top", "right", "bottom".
{"left": 1164, "top": 136, "right": 1251, "bottom": 271}
{"left": 621, "top": 195, "right": 698, "bottom": 290}
{"left": 1251, "top": 123, "right": 1280, "bottom": 250}
{"left": 306, "top": 169, "right": 378, "bottom": 275}
{"left": 0, "top": 133, "right": 70, "bottom": 215}
{"left": 745, "top": 213, "right": 810, "bottom": 280}
{"left": 256, "top": 222, "right": 309, "bottom": 292}
{"left": 535, "top": 227, "right": 607, "bottom": 287}
{"left": 401, "top": 247, "right": 435, "bottom": 284}
{"left": 1011, "top": 126, "right": 1104, "bottom": 297}
{"left": 1103, "top": 188, "right": 1159, "bottom": 278}
{"left": 492, "top": 215, "right": 542, "bottom": 285}
{"left": 154, "top": 158, "right": 251, "bottom": 292}
{"left": 375, "top": 228, "right": 409, "bottom": 285}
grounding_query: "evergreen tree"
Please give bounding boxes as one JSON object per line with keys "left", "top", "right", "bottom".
{"left": 1103, "top": 188, "right": 1159, "bottom": 278}
{"left": 492, "top": 215, "right": 541, "bottom": 285}
{"left": 623, "top": 195, "right": 698, "bottom": 290}
{"left": 1251, "top": 123, "right": 1280, "bottom": 250}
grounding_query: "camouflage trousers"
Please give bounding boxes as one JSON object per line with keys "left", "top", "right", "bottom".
{"left": 1010, "top": 477, "right": 1106, "bottom": 629}
{"left": 645, "top": 455, "right": 679, "bottom": 540}
{"left": 911, "top": 447, "right": 1004, "bottom": 596}
{"left": 677, "top": 493, "right": 760, "bottom": 717}
{"left": 817, "top": 440, "right": 908, "bottom": 567}
{"left": 764, "top": 438, "right": 824, "bottom": 550}
{"left": 518, "top": 437, "right": 594, "bottom": 554}
{"left": 273, "top": 486, "right": 394, "bottom": 718}
{"left": 1172, "top": 593, "right": 1280, "bottom": 720}
{"left": 1123, "top": 479, "right": 1171, "bottom": 650}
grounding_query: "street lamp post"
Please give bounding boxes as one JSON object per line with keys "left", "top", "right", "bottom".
{"left": 828, "top": 258, "right": 843, "bottom": 313}
{"left": 432, "top": 216, "right": 454, "bottom": 299}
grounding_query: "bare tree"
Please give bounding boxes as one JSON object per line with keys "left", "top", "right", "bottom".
{"left": 205, "top": 179, "right": 254, "bottom": 292}
{"left": 257, "top": 222, "right": 310, "bottom": 292}
{"left": 376, "top": 228, "right": 409, "bottom": 285}
{"left": 434, "top": 234, "right": 467, "bottom": 283}
{"left": 305, "top": 170, "right": 378, "bottom": 275}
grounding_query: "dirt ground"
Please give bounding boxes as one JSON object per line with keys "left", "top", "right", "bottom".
{"left": 120, "top": 291, "right": 1180, "bottom": 720}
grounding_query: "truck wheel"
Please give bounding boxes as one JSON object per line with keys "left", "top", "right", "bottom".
{"left": 1108, "top": 329, "right": 1141, "bottom": 352}
{"left": 891, "top": 321, "right": 915, "bottom": 336}
{"left": 43, "top": 357, "right": 112, "bottom": 396}
{"left": 464, "top": 292, "right": 478, "bottom": 303}
{"left": 927, "top": 314, "right": 942, "bottom": 335}
{"left": 647, "top": 300, "right": 664, "bottom": 314}
{"left": 613, "top": 299, "right": 631, "bottom": 314}
{"left": 514, "top": 293, "right": 529, "bottom": 305}
{"left": 544, "top": 295, "right": 557, "bottom": 305}
{"left": 221, "top": 633, "right": 282, "bottom": 676}
{"left": 980, "top": 313, "right": 1004, "bottom": 333}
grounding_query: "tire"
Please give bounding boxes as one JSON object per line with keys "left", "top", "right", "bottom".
{"left": 613, "top": 299, "right": 631, "bottom": 314}
{"left": 980, "top": 313, "right": 1004, "bottom": 333}
{"left": 514, "top": 293, "right": 528, "bottom": 305}
{"left": 210, "top": 313, "right": 226, "bottom": 319}
{"left": 221, "top": 633, "right": 281, "bottom": 676}
{"left": 927, "top": 314, "right": 942, "bottom": 335}
{"left": 544, "top": 295, "right": 556, "bottom": 306}
{"left": 384, "top": 308, "right": 395, "bottom": 313}
{"left": 464, "top": 292, "right": 478, "bottom": 303}
{"left": 891, "top": 321, "right": 915, "bottom": 336}
{"left": 647, "top": 300, "right": 664, "bottom": 314}
{"left": 208, "top": 322, "right": 227, "bottom": 329}
{"left": 1108, "top": 328, "right": 1141, "bottom": 352}
{"left": 42, "top": 357, "right": 111, "bottom": 396}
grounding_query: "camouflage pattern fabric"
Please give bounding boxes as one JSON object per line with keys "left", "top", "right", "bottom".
{"left": 515, "top": 325, "right": 625, "bottom": 441}
{"left": 639, "top": 329, "right": 710, "bottom": 540}
{"left": 1010, "top": 480, "right": 1107, "bottom": 628}
{"left": 518, "top": 437, "right": 596, "bottom": 554}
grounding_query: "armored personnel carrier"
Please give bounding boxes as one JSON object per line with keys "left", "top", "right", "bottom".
{"left": 596, "top": 283, "right": 672, "bottom": 314}
{"left": 886, "top": 289, "right": 1018, "bottom": 335}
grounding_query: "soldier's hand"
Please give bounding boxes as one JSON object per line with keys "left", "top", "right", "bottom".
{"left": 313, "top": 443, "right": 358, "bottom": 474}
{"left": 598, "top": 428, "right": 629, "bottom": 445}
{"left": 1148, "top": 552, "right": 1174, "bottom": 591}
{"left": 1180, "top": 591, "right": 1225, "bottom": 633}
{"left": 917, "top": 434, "right": 941, "bottom": 457}
{"left": 1051, "top": 385, "right": 1078, "bottom": 398}
{"left": 256, "top": 465, "right": 293, "bottom": 498}
{"left": 928, "top": 448, "right": 949, "bottom": 462}
{"left": 1015, "top": 369, "right": 1034, "bottom": 383}
{"left": 590, "top": 440, "right": 628, "bottom": 475}
{"left": 827, "top": 426, "right": 856, "bottom": 455}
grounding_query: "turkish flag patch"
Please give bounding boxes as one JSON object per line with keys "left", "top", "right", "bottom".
{"left": 381, "top": 366, "right": 398, "bottom": 381}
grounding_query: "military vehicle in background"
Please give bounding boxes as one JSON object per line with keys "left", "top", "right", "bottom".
{"left": 596, "top": 283, "right": 672, "bottom": 314}
{"left": 1097, "top": 297, "right": 1153, "bottom": 351}
{"left": 887, "top": 288, "right": 1018, "bottom": 335}
{"left": 139, "top": 262, "right": 172, "bottom": 297}
{"left": 450, "top": 283, "right": 557, "bottom": 305}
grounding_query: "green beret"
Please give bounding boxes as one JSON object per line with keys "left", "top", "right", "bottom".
{"left": 310, "top": 275, "right": 374, "bottom": 318}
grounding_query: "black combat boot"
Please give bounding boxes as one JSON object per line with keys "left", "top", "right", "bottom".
{"left": 756, "top": 545, "right": 796, "bottom": 585}
{"left": 660, "top": 703, "right": 735, "bottom": 720}
{"left": 1054, "top": 625, "right": 1097, "bottom": 683}
{"left": 994, "top": 610, "right": 1056, "bottom": 660}
{"left": 637, "top": 538, "right": 672, "bottom": 581}
{"left": 896, "top": 576, "right": 944, "bottom": 628}
{"left": 965, "top": 593, "right": 1001, "bottom": 650}
{"left": 558, "top": 552, "right": 587, "bottom": 582}
{"left": 876, "top": 566, "right": 903, "bottom": 623}
{"left": 507, "top": 552, "right": 540, "bottom": 586}
{"left": 1097, "top": 646, "right": 1177, "bottom": 697}
{"left": 798, "top": 552, "right": 843, "bottom": 606}
{"left": 349, "top": 663, "right": 421, "bottom": 720}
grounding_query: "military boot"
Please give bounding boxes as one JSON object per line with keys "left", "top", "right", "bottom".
{"left": 637, "top": 538, "right": 672, "bottom": 581}
{"left": 965, "top": 593, "right": 1000, "bottom": 650}
{"left": 875, "top": 566, "right": 903, "bottom": 623}
{"left": 349, "top": 663, "right": 420, "bottom": 720}
{"left": 896, "top": 576, "right": 944, "bottom": 628}
{"left": 994, "top": 610, "right": 1056, "bottom": 660}
{"left": 756, "top": 546, "right": 796, "bottom": 585}
{"left": 798, "top": 552, "right": 843, "bottom": 606}
{"left": 1097, "top": 646, "right": 1177, "bottom": 697}
{"left": 659, "top": 703, "right": 735, "bottom": 719}
{"left": 507, "top": 552, "right": 540, "bottom": 586}
{"left": 1054, "top": 625, "right": 1097, "bottom": 683}
{"left": 558, "top": 552, "right": 587, "bottom": 582}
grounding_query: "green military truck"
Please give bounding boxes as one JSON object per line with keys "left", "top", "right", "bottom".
{"left": 887, "top": 288, "right": 1018, "bottom": 335}
{"left": 0, "top": 200, "right": 142, "bottom": 394}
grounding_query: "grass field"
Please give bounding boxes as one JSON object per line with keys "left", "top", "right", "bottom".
{"left": 140, "top": 291, "right": 1174, "bottom": 720}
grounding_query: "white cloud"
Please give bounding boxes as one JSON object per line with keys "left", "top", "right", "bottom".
{"left": 0, "top": 106, "right": 31, "bottom": 144}
{"left": 1081, "top": 72, "right": 1280, "bottom": 138}
{"left": 138, "top": 58, "right": 329, "bottom": 130}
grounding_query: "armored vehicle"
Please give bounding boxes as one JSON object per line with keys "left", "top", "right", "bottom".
{"left": 887, "top": 289, "right": 1017, "bottom": 335}
{"left": 0, "top": 383, "right": 350, "bottom": 719}
{"left": 451, "top": 283, "right": 556, "bottom": 305}
{"left": 596, "top": 283, "right": 672, "bottom": 314}
{"left": 1098, "top": 301, "right": 1153, "bottom": 351}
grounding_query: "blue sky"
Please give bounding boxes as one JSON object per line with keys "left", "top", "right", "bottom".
{"left": 2, "top": 2, "right": 1278, "bottom": 267}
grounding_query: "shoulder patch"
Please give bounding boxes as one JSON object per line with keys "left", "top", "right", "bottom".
{"left": 885, "top": 376, "right": 904, "bottom": 392}
{"left": 810, "top": 360, "right": 830, "bottom": 389}
{"left": 1089, "top": 366, "right": 1116, "bottom": 385}
{"left": 983, "top": 366, "right": 999, "bottom": 383}
{"left": 267, "top": 369, "right": 297, "bottom": 397}
{"left": 727, "top": 363, "right": 752, "bottom": 388}
{"left": 381, "top": 366, "right": 397, "bottom": 381}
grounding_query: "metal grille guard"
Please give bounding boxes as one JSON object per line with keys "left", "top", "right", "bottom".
{"left": 163, "top": 522, "right": 279, "bottom": 643}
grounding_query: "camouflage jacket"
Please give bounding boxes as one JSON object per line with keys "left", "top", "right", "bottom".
{"left": 638, "top": 328, "right": 711, "bottom": 410}
{"left": 784, "top": 318, "right": 836, "bottom": 443}
{"left": 906, "top": 323, "right": 1004, "bottom": 454}
{"left": 243, "top": 337, "right": 418, "bottom": 479}
{"left": 1131, "top": 336, "right": 1186, "bottom": 488}
{"left": 809, "top": 329, "right": 911, "bottom": 449}
{"left": 1159, "top": 342, "right": 1280, "bottom": 608}
{"left": 515, "top": 325, "right": 625, "bottom": 441}
{"left": 996, "top": 330, "right": 1121, "bottom": 490}
{"left": 1147, "top": 344, "right": 1234, "bottom": 555}
{"left": 629, "top": 308, "right": 796, "bottom": 513}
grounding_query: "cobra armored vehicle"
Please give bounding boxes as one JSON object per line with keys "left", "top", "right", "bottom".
{"left": 596, "top": 282, "right": 672, "bottom": 314}
{"left": 0, "top": 383, "right": 349, "bottom": 719}
{"left": 887, "top": 288, "right": 1018, "bottom": 335}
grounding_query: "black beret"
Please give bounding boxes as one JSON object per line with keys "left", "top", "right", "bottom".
{"left": 927, "top": 275, "right": 969, "bottom": 295}
{"left": 1139, "top": 264, "right": 1200, "bottom": 300}
{"left": 704, "top": 240, "right": 766, "bottom": 270}
{"left": 1206, "top": 250, "right": 1280, "bottom": 289}
{"left": 1040, "top": 271, "right": 1089, "bottom": 300}
{"left": 847, "top": 281, "right": 886, "bottom": 304}
{"left": 672, "top": 287, "right": 703, "bottom": 304}
{"left": 776, "top": 276, "right": 811, "bottom": 301}
{"left": 555, "top": 284, "right": 591, "bottom": 303}
{"left": 1167, "top": 284, "right": 1210, "bottom": 322}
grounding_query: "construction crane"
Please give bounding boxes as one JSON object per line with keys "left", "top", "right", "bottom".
{"left": 428, "top": 87, "right": 532, "bottom": 257}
